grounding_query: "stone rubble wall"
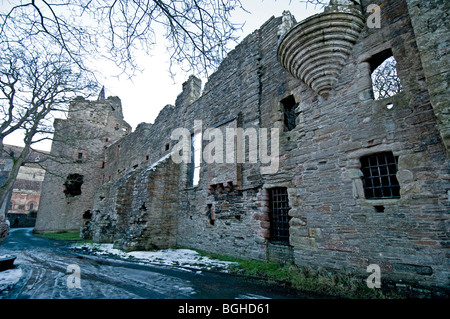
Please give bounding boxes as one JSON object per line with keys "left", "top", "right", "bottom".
{"left": 84, "top": 154, "right": 180, "bottom": 251}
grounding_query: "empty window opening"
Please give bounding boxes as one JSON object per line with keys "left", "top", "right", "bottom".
{"left": 374, "top": 205, "right": 385, "bottom": 213}
{"left": 76, "top": 152, "right": 83, "bottom": 163}
{"left": 370, "top": 50, "right": 402, "bottom": 100}
{"left": 64, "top": 174, "right": 84, "bottom": 197}
{"left": 83, "top": 210, "right": 92, "bottom": 219}
{"left": 281, "top": 95, "right": 298, "bottom": 132}
{"left": 269, "top": 187, "right": 291, "bottom": 245}
{"left": 165, "top": 143, "right": 170, "bottom": 151}
{"left": 146, "top": 155, "right": 149, "bottom": 161}
{"left": 360, "top": 152, "right": 400, "bottom": 199}
{"left": 187, "top": 131, "right": 201, "bottom": 187}
{"left": 140, "top": 202, "right": 147, "bottom": 211}
{"left": 207, "top": 204, "right": 215, "bottom": 226}
{"left": 29, "top": 203, "right": 34, "bottom": 210}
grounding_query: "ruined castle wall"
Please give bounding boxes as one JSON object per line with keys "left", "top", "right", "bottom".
{"left": 273, "top": 0, "right": 449, "bottom": 291}
{"left": 89, "top": 17, "right": 288, "bottom": 259}
{"left": 35, "top": 97, "right": 131, "bottom": 233}
{"left": 86, "top": 154, "right": 180, "bottom": 251}
{"left": 174, "top": 17, "right": 288, "bottom": 260}
{"left": 405, "top": 0, "right": 450, "bottom": 157}
{"left": 82, "top": 0, "right": 448, "bottom": 292}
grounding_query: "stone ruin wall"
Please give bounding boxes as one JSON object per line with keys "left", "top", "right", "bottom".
{"left": 81, "top": 0, "right": 449, "bottom": 293}
{"left": 87, "top": 16, "right": 280, "bottom": 257}
{"left": 269, "top": 0, "right": 449, "bottom": 291}
{"left": 35, "top": 97, "right": 131, "bottom": 233}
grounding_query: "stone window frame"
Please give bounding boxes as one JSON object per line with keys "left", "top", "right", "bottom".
{"left": 268, "top": 187, "right": 291, "bottom": 245}
{"left": 345, "top": 143, "right": 403, "bottom": 207}
{"left": 257, "top": 183, "right": 294, "bottom": 246}
{"left": 360, "top": 151, "right": 400, "bottom": 200}
{"left": 358, "top": 45, "right": 403, "bottom": 103}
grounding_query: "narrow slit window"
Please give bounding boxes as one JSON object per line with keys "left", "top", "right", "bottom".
{"left": 269, "top": 187, "right": 291, "bottom": 245}
{"left": 360, "top": 152, "right": 400, "bottom": 199}
{"left": 76, "top": 152, "right": 83, "bottom": 163}
{"left": 188, "top": 131, "right": 201, "bottom": 187}
{"left": 281, "top": 95, "right": 298, "bottom": 132}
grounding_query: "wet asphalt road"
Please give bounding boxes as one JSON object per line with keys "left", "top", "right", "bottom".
{"left": 0, "top": 228, "right": 303, "bottom": 300}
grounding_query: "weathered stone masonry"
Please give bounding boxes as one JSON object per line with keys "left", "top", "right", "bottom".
{"left": 35, "top": 96, "right": 131, "bottom": 233}
{"left": 37, "top": 0, "right": 449, "bottom": 294}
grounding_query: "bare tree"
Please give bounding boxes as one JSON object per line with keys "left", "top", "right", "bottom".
{"left": 0, "top": 0, "right": 245, "bottom": 77}
{"left": 0, "top": 46, "right": 97, "bottom": 223}
{"left": 297, "top": 0, "right": 329, "bottom": 7}
{"left": 0, "top": 0, "right": 245, "bottom": 237}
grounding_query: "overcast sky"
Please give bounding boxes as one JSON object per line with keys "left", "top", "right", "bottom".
{"left": 4, "top": 0, "right": 322, "bottom": 151}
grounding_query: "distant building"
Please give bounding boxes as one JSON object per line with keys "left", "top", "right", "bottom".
{"left": 1, "top": 145, "right": 47, "bottom": 228}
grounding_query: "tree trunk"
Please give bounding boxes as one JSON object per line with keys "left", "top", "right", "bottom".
{"left": 0, "top": 144, "right": 29, "bottom": 241}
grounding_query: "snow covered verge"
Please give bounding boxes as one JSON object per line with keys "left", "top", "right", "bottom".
{"left": 70, "top": 243, "right": 238, "bottom": 272}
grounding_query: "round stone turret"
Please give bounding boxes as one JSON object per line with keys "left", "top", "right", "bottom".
{"left": 277, "top": 3, "right": 365, "bottom": 99}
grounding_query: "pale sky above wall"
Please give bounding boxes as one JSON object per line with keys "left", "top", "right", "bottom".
{"left": 98, "top": 1, "right": 322, "bottom": 127}
{"left": 4, "top": 1, "right": 323, "bottom": 151}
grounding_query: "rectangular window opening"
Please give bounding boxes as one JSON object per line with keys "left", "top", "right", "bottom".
{"left": 269, "top": 187, "right": 291, "bottom": 245}
{"left": 360, "top": 152, "right": 400, "bottom": 199}
{"left": 369, "top": 49, "right": 402, "bottom": 100}
{"left": 76, "top": 152, "right": 83, "bottom": 163}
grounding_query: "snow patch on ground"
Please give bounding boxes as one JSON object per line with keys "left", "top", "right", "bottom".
{"left": 0, "top": 267, "right": 22, "bottom": 293}
{"left": 71, "top": 243, "right": 237, "bottom": 271}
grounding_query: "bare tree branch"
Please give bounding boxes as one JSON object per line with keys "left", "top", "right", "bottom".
{"left": 0, "top": 0, "right": 245, "bottom": 77}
